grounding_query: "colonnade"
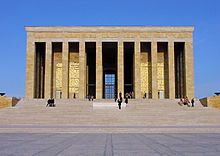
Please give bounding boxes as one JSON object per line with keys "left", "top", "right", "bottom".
{"left": 25, "top": 40, "right": 194, "bottom": 99}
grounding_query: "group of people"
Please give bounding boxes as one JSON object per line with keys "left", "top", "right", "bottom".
{"left": 46, "top": 98, "right": 55, "bottom": 107}
{"left": 125, "top": 91, "right": 134, "bottom": 99}
{"left": 179, "top": 97, "right": 195, "bottom": 107}
{"left": 46, "top": 94, "right": 195, "bottom": 109}
{"left": 88, "top": 94, "right": 94, "bottom": 101}
{"left": 116, "top": 91, "right": 129, "bottom": 110}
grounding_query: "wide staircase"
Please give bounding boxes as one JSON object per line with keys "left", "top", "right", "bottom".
{"left": 0, "top": 98, "right": 219, "bottom": 126}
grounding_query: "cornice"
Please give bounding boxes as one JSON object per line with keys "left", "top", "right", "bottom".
{"left": 25, "top": 26, "right": 194, "bottom": 33}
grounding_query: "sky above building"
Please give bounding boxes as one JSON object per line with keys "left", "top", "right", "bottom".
{"left": 0, "top": 0, "right": 219, "bottom": 98}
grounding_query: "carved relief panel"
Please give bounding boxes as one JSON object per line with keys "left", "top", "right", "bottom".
{"left": 69, "top": 62, "right": 79, "bottom": 94}
{"left": 157, "top": 63, "right": 164, "bottom": 91}
{"left": 55, "top": 63, "right": 62, "bottom": 91}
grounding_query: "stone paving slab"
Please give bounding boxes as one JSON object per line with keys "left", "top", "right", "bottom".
{"left": 0, "top": 125, "right": 220, "bottom": 133}
{"left": 0, "top": 133, "right": 220, "bottom": 156}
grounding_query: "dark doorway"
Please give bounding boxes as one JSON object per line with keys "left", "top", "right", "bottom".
{"left": 34, "top": 42, "right": 45, "bottom": 98}
{"left": 86, "top": 42, "right": 96, "bottom": 98}
{"left": 157, "top": 42, "right": 169, "bottom": 99}
{"left": 174, "top": 42, "right": 186, "bottom": 98}
{"left": 102, "top": 42, "right": 117, "bottom": 99}
{"left": 124, "top": 42, "right": 134, "bottom": 97}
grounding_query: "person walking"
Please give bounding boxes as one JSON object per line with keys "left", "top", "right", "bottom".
{"left": 191, "top": 98, "right": 194, "bottom": 107}
{"left": 118, "top": 97, "right": 122, "bottom": 110}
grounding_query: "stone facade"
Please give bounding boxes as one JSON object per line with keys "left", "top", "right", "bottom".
{"left": 200, "top": 96, "right": 220, "bottom": 109}
{"left": 25, "top": 26, "right": 195, "bottom": 99}
{"left": 0, "top": 96, "right": 19, "bottom": 109}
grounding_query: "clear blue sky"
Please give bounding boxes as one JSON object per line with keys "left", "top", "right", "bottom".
{"left": 0, "top": 0, "right": 219, "bottom": 98}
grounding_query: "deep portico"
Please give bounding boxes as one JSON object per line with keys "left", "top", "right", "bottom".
{"left": 25, "top": 26, "right": 194, "bottom": 99}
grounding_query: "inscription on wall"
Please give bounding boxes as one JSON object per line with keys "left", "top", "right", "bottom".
{"left": 157, "top": 63, "right": 164, "bottom": 91}
{"left": 141, "top": 63, "right": 149, "bottom": 93}
{"left": 141, "top": 63, "right": 165, "bottom": 93}
{"left": 69, "top": 62, "right": 79, "bottom": 94}
{"left": 56, "top": 63, "right": 62, "bottom": 90}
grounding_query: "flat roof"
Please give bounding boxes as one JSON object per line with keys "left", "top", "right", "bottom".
{"left": 25, "top": 26, "right": 194, "bottom": 32}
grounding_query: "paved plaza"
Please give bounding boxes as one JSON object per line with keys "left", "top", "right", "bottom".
{"left": 1, "top": 99, "right": 220, "bottom": 155}
{"left": 0, "top": 133, "right": 220, "bottom": 156}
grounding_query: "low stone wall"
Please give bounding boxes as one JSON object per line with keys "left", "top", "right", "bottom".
{"left": 200, "top": 96, "right": 220, "bottom": 109}
{"left": 0, "top": 96, "right": 20, "bottom": 109}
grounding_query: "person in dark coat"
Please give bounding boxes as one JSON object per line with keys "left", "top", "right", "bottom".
{"left": 125, "top": 95, "right": 128, "bottom": 104}
{"left": 118, "top": 97, "right": 122, "bottom": 109}
{"left": 191, "top": 98, "right": 194, "bottom": 107}
{"left": 46, "top": 99, "right": 51, "bottom": 107}
{"left": 46, "top": 98, "right": 55, "bottom": 107}
{"left": 91, "top": 94, "right": 94, "bottom": 101}
{"left": 143, "top": 92, "right": 147, "bottom": 99}
{"left": 119, "top": 91, "right": 122, "bottom": 98}
{"left": 73, "top": 93, "right": 76, "bottom": 99}
{"left": 51, "top": 98, "right": 55, "bottom": 107}
{"left": 114, "top": 94, "right": 117, "bottom": 102}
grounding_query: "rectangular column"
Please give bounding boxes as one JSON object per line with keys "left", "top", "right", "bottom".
{"left": 134, "top": 41, "right": 141, "bottom": 99}
{"left": 96, "top": 41, "right": 103, "bottom": 99}
{"left": 45, "top": 42, "right": 53, "bottom": 98}
{"left": 25, "top": 40, "right": 35, "bottom": 99}
{"left": 79, "top": 41, "right": 86, "bottom": 98}
{"left": 168, "top": 42, "right": 175, "bottom": 99}
{"left": 151, "top": 42, "right": 158, "bottom": 99}
{"left": 62, "top": 42, "right": 69, "bottom": 98}
{"left": 117, "top": 41, "right": 124, "bottom": 98}
{"left": 185, "top": 42, "right": 194, "bottom": 99}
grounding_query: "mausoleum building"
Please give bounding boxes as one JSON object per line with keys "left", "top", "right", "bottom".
{"left": 25, "top": 26, "right": 194, "bottom": 99}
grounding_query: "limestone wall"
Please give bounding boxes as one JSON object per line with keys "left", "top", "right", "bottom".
{"left": 69, "top": 52, "right": 79, "bottom": 98}
{"left": 0, "top": 96, "right": 20, "bottom": 109}
{"left": 200, "top": 96, "right": 220, "bottom": 109}
{"left": 25, "top": 26, "right": 194, "bottom": 99}
{"left": 53, "top": 52, "right": 62, "bottom": 98}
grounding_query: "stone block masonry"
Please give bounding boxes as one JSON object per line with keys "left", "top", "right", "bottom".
{"left": 25, "top": 26, "right": 194, "bottom": 99}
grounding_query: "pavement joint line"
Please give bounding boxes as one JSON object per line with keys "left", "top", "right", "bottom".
{"left": 1, "top": 125, "right": 220, "bottom": 129}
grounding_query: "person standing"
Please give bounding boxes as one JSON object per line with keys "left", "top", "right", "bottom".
{"left": 91, "top": 94, "right": 94, "bottom": 101}
{"left": 114, "top": 93, "right": 117, "bottom": 102}
{"left": 143, "top": 92, "right": 147, "bottom": 99}
{"left": 132, "top": 91, "right": 134, "bottom": 99}
{"left": 191, "top": 98, "right": 194, "bottom": 107}
{"left": 88, "top": 94, "right": 91, "bottom": 101}
{"left": 186, "top": 96, "right": 190, "bottom": 107}
{"left": 119, "top": 91, "right": 122, "bottom": 98}
{"left": 46, "top": 98, "right": 51, "bottom": 107}
{"left": 184, "top": 98, "right": 187, "bottom": 105}
{"left": 73, "top": 92, "right": 76, "bottom": 99}
{"left": 125, "top": 95, "right": 128, "bottom": 104}
{"left": 129, "top": 92, "right": 132, "bottom": 99}
{"left": 179, "top": 98, "right": 183, "bottom": 106}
